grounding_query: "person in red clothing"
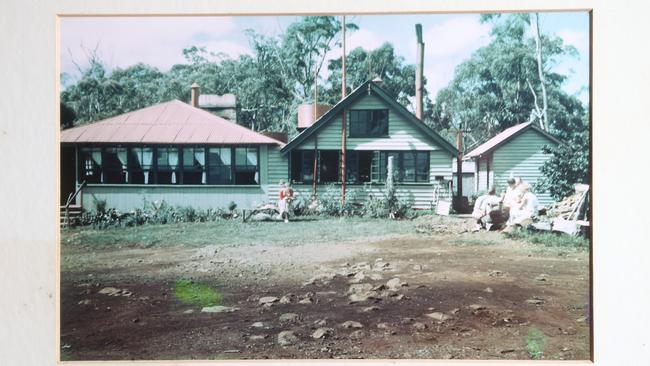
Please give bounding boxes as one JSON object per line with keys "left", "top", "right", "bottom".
{"left": 278, "top": 180, "right": 294, "bottom": 223}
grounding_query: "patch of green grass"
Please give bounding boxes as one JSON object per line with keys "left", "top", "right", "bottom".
{"left": 506, "top": 230, "right": 589, "bottom": 250}
{"left": 62, "top": 216, "right": 417, "bottom": 248}
{"left": 526, "top": 328, "right": 547, "bottom": 359}
{"left": 173, "top": 279, "right": 222, "bottom": 307}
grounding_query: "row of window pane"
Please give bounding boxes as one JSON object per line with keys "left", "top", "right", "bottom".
{"left": 290, "top": 150, "right": 429, "bottom": 184}
{"left": 79, "top": 146, "right": 259, "bottom": 185}
{"left": 349, "top": 109, "right": 389, "bottom": 137}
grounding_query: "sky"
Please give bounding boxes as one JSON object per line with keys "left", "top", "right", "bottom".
{"left": 60, "top": 12, "right": 590, "bottom": 105}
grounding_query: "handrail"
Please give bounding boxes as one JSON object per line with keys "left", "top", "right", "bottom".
{"left": 65, "top": 181, "right": 86, "bottom": 209}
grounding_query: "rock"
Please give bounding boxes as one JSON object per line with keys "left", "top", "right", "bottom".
{"left": 348, "top": 271, "right": 366, "bottom": 284}
{"left": 525, "top": 298, "right": 544, "bottom": 305}
{"left": 488, "top": 270, "right": 504, "bottom": 277}
{"left": 279, "top": 295, "right": 293, "bottom": 304}
{"left": 314, "top": 319, "right": 327, "bottom": 326}
{"left": 576, "top": 316, "right": 587, "bottom": 323}
{"left": 98, "top": 287, "right": 122, "bottom": 296}
{"left": 373, "top": 262, "right": 391, "bottom": 271}
{"left": 349, "top": 330, "right": 366, "bottom": 339}
{"left": 392, "top": 294, "right": 406, "bottom": 301}
{"left": 377, "top": 323, "right": 389, "bottom": 329}
{"left": 348, "top": 292, "right": 378, "bottom": 303}
{"left": 535, "top": 274, "right": 549, "bottom": 282}
{"left": 78, "top": 299, "right": 92, "bottom": 305}
{"left": 469, "top": 304, "right": 486, "bottom": 311}
{"left": 386, "top": 278, "right": 407, "bottom": 290}
{"left": 369, "top": 273, "right": 384, "bottom": 280}
{"left": 312, "top": 327, "right": 334, "bottom": 339}
{"left": 372, "top": 284, "right": 387, "bottom": 291}
{"left": 400, "top": 317, "right": 415, "bottom": 324}
{"left": 348, "top": 283, "right": 373, "bottom": 294}
{"left": 315, "top": 291, "right": 337, "bottom": 296}
{"left": 277, "top": 331, "right": 299, "bottom": 346}
{"left": 340, "top": 320, "right": 364, "bottom": 329}
{"left": 412, "top": 322, "right": 427, "bottom": 330}
{"left": 412, "top": 264, "right": 423, "bottom": 271}
{"left": 484, "top": 287, "right": 493, "bottom": 293}
{"left": 279, "top": 313, "right": 301, "bottom": 323}
{"left": 251, "top": 322, "right": 265, "bottom": 328}
{"left": 361, "top": 306, "right": 379, "bottom": 312}
{"left": 201, "top": 305, "right": 238, "bottom": 313}
{"left": 426, "top": 312, "right": 451, "bottom": 322}
{"left": 249, "top": 335, "right": 267, "bottom": 341}
{"left": 183, "top": 309, "right": 194, "bottom": 314}
{"left": 259, "top": 296, "right": 279, "bottom": 305}
{"left": 450, "top": 308, "right": 460, "bottom": 314}
{"left": 298, "top": 298, "right": 313, "bottom": 304}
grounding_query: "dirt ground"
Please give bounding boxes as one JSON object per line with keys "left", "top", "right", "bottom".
{"left": 60, "top": 219, "right": 590, "bottom": 361}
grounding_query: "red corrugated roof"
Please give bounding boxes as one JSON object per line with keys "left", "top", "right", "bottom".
{"left": 60, "top": 100, "right": 284, "bottom": 145}
{"left": 464, "top": 122, "right": 534, "bottom": 158}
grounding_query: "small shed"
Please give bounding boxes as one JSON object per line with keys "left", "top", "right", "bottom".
{"left": 464, "top": 122, "right": 560, "bottom": 207}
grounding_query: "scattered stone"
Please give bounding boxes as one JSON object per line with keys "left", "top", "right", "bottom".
{"left": 412, "top": 264, "right": 423, "bottom": 271}
{"left": 315, "top": 291, "right": 337, "bottom": 296}
{"left": 392, "top": 294, "right": 406, "bottom": 301}
{"left": 98, "top": 287, "right": 122, "bottom": 296}
{"left": 279, "top": 295, "right": 293, "bottom": 304}
{"left": 469, "top": 304, "right": 486, "bottom": 311}
{"left": 279, "top": 313, "right": 301, "bottom": 323}
{"left": 535, "top": 274, "right": 549, "bottom": 282}
{"left": 377, "top": 323, "right": 389, "bottom": 329}
{"left": 183, "top": 309, "right": 194, "bottom": 314}
{"left": 259, "top": 296, "right": 279, "bottom": 305}
{"left": 298, "top": 298, "right": 313, "bottom": 304}
{"left": 500, "top": 349, "right": 516, "bottom": 354}
{"left": 488, "top": 270, "right": 504, "bottom": 277}
{"left": 484, "top": 287, "right": 494, "bottom": 293}
{"left": 349, "top": 271, "right": 366, "bottom": 284}
{"left": 348, "top": 292, "right": 378, "bottom": 303}
{"left": 340, "top": 320, "right": 364, "bottom": 329}
{"left": 249, "top": 335, "right": 267, "bottom": 341}
{"left": 223, "top": 349, "right": 240, "bottom": 353}
{"left": 314, "top": 319, "right": 327, "bottom": 326}
{"left": 369, "top": 273, "right": 384, "bottom": 280}
{"left": 312, "top": 327, "right": 334, "bottom": 339}
{"left": 349, "top": 330, "right": 366, "bottom": 339}
{"left": 386, "top": 278, "right": 407, "bottom": 290}
{"left": 525, "top": 298, "right": 544, "bottom": 305}
{"left": 373, "top": 262, "right": 391, "bottom": 271}
{"left": 375, "top": 258, "right": 383, "bottom": 262}
{"left": 371, "top": 284, "right": 387, "bottom": 291}
{"left": 361, "top": 306, "right": 379, "bottom": 312}
{"left": 576, "top": 316, "right": 588, "bottom": 323}
{"left": 348, "top": 283, "right": 373, "bottom": 294}
{"left": 77, "top": 299, "right": 92, "bottom": 305}
{"left": 400, "top": 318, "right": 416, "bottom": 324}
{"left": 450, "top": 308, "right": 460, "bottom": 314}
{"left": 426, "top": 312, "right": 451, "bottom": 322}
{"left": 277, "top": 331, "right": 299, "bottom": 346}
{"left": 201, "top": 305, "right": 238, "bottom": 313}
{"left": 251, "top": 322, "right": 265, "bottom": 328}
{"left": 412, "top": 322, "right": 427, "bottom": 331}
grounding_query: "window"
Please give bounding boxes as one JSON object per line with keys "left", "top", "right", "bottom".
{"left": 290, "top": 150, "right": 316, "bottom": 184}
{"left": 319, "top": 150, "right": 339, "bottom": 183}
{"left": 207, "top": 147, "right": 232, "bottom": 185}
{"left": 373, "top": 151, "right": 429, "bottom": 183}
{"left": 156, "top": 147, "right": 179, "bottom": 184}
{"left": 182, "top": 147, "right": 206, "bottom": 184}
{"left": 234, "top": 147, "right": 259, "bottom": 185}
{"left": 79, "top": 147, "right": 102, "bottom": 184}
{"left": 345, "top": 150, "right": 373, "bottom": 184}
{"left": 103, "top": 147, "right": 128, "bottom": 184}
{"left": 129, "top": 147, "right": 153, "bottom": 184}
{"left": 349, "top": 109, "right": 389, "bottom": 137}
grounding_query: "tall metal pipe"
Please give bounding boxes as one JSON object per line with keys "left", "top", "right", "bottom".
{"left": 415, "top": 24, "right": 424, "bottom": 120}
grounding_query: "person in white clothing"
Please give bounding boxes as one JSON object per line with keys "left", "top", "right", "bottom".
{"left": 507, "top": 182, "right": 538, "bottom": 226}
{"left": 472, "top": 187, "right": 501, "bottom": 231}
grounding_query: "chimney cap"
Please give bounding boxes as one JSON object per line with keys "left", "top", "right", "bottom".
{"left": 372, "top": 77, "right": 383, "bottom": 84}
{"left": 191, "top": 82, "right": 200, "bottom": 88}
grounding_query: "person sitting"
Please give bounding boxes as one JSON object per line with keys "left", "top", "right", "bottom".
{"left": 278, "top": 180, "right": 294, "bottom": 223}
{"left": 507, "top": 182, "right": 538, "bottom": 227}
{"left": 472, "top": 187, "right": 501, "bottom": 231}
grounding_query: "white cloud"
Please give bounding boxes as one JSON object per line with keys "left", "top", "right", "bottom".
{"left": 423, "top": 16, "right": 492, "bottom": 58}
{"left": 60, "top": 16, "right": 240, "bottom": 76}
{"left": 557, "top": 29, "right": 589, "bottom": 57}
{"left": 347, "top": 29, "right": 383, "bottom": 52}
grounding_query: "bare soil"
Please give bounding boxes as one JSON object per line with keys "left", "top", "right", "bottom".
{"left": 60, "top": 225, "right": 590, "bottom": 360}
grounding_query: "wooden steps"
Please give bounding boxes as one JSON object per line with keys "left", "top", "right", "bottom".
{"left": 60, "top": 205, "right": 82, "bottom": 228}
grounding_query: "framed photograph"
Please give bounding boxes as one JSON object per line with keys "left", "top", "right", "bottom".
{"left": 3, "top": 1, "right": 650, "bottom": 366}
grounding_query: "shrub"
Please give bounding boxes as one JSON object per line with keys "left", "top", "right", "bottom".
{"left": 173, "top": 278, "right": 222, "bottom": 307}
{"left": 317, "top": 184, "right": 364, "bottom": 217}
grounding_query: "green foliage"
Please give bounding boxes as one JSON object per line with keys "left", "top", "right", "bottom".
{"left": 526, "top": 328, "right": 547, "bottom": 359}
{"left": 173, "top": 278, "right": 222, "bottom": 307}
{"left": 318, "top": 184, "right": 364, "bottom": 216}
{"left": 505, "top": 229, "right": 589, "bottom": 250}
{"left": 60, "top": 102, "right": 76, "bottom": 129}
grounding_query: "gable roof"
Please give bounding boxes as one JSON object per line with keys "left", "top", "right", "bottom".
{"left": 60, "top": 99, "right": 284, "bottom": 146}
{"left": 464, "top": 122, "right": 561, "bottom": 159}
{"left": 280, "top": 80, "right": 458, "bottom": 156}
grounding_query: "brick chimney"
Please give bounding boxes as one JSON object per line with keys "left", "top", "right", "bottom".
{"left": 190, "top": 83, "right": 200, "bottom": 107}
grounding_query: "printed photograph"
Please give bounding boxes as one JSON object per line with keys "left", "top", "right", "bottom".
{"left": 59, "top": 12, "right": 591, "bottom": 360}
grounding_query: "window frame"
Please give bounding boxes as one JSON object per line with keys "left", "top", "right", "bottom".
{"left": 348, "top": 109, "right": 389, "bottom": 138}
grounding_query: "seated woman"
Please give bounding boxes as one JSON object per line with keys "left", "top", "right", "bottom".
{"left": 507, "top": 182, "right": 538, "bottom": 227}
{"left": 472, "top": 187, "right": 501, "bottom": 231}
